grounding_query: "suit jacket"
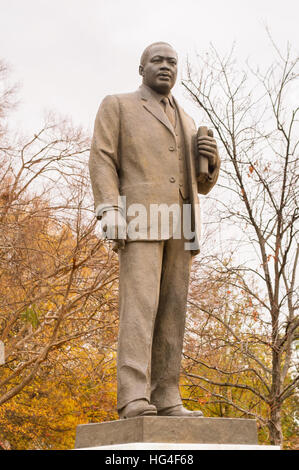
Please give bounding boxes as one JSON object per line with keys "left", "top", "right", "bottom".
{"left": 89, "top": 85, "right": 220, "bottom": 253}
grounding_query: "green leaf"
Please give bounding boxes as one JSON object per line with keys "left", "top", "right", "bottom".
{"left": 20, "top": 306, "right": 39, "bottom": 328}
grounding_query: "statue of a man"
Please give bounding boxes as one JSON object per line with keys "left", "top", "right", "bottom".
{"left": 89, "top": 42, "right": 220, "bottom": 419}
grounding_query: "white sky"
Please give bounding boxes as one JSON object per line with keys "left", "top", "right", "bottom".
{"left": 0, "top": 0, "right": 298, "bottom": 134}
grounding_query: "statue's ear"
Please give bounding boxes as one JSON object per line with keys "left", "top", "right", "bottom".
{"left": 139, "top": 65, "right": 144, "bottom": 77}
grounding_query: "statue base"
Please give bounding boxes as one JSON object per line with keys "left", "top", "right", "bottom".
{"left": 74, "top": 416, "right": 279, "bottom": 450}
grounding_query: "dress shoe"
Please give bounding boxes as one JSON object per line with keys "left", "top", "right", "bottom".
{"left": 118, "top": 399, "right": 157, "bottom": 419}
{"left": 157, "top": 404, "right": 203, "bottom": 417}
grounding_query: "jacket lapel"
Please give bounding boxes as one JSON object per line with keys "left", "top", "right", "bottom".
{"left": 139, "top": 85, "right": 176, "bottom": 138}
{"left": 173, "top": 96, "right": 197, "bottom": 183}
{"left": 173, "top": 96, "right": 201, "bottom": 250}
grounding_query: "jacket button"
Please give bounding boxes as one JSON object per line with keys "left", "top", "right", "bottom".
{"left": 169, "top": 146, "right": 175, "bottom": 151}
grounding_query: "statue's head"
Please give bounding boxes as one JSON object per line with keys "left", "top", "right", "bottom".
{"left": 139, "top": 42, "right": 178, "bottom": 95}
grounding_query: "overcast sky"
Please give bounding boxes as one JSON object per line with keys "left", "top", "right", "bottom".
{"left": 0, "top": 0, "right": 298, "bottom": 134}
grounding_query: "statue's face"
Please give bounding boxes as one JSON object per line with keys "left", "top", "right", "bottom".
{"left": 140, "top": 44, "right": 178, "bottom": 95}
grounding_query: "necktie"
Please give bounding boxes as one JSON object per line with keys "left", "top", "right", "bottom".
{"left": 161, "top": 97, "right": 176, "bottom": 128}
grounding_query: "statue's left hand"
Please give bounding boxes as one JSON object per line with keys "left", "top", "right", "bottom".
{"left": 197, "top": 129, "right": 218, "bottom": 170}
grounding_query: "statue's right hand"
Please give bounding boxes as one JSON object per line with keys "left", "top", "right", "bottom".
{"left": 101, "top": 209, "right": 127, "bottom": 241}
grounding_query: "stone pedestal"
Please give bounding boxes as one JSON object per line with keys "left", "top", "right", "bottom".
{"left": 74, "top": 416, "right": 279, "bottom": 450}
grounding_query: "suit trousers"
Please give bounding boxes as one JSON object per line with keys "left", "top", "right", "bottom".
{"left": 117, "top": 209, "right": 192, "bottom": 411}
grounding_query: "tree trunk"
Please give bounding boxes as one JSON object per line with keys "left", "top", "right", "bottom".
{"left": 268, "top": 402, "right": 283, "bottom": 446}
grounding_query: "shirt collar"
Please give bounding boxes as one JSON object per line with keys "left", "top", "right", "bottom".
{"left": 142, "top": 84, "right": 175, "bottom": 108}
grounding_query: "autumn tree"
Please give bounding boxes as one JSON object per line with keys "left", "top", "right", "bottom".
{"left": 181, "top": 37, "right": 298, "bottom": 447}
{"left": 0, "top": 60, "right": 119, "bottom": 449}
{"left": 0, "top": 342, "right": 118, "bottom": 449}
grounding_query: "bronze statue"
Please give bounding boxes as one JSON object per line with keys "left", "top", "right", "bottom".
{"left": 89, "top": 42, "right": 220, "bottom": 419}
